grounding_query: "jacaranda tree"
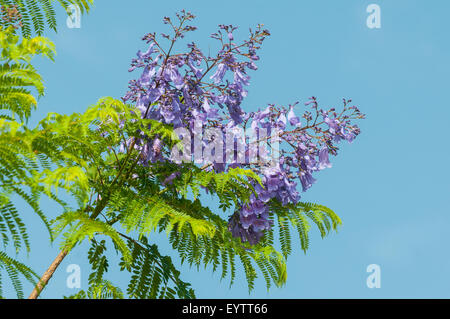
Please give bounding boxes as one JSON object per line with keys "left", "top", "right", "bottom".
{"left": 0, "top": 8, "right": 364, "bottom": 299}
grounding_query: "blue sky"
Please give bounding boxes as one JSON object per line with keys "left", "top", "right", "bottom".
{"left": 7, "top": 0, "right": 450, "bottom": 298}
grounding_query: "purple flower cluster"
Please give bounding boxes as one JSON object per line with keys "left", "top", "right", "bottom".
{"left": 121, "top": 11, "right": 365, "bottom": 245}
{"left": 228, "top": 165, "right": 299, "bottom": 244}
{"left": 228, "top": 98, "right": 363, "bottom": 243}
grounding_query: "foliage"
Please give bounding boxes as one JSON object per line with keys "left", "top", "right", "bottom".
{"left": 0, "top": 25, "right": 55, "bottom": 120}
{"left": 35, "top": 96, "right": 289, "bottom": 296}
{"left": 0, "top": 0, "right": 93, "bottom": 38}
{"left": 0, "top": 25, "right": 55, "bottom": 298}
{"left": 0, "top": 250, "right": 38, "bottom": 298}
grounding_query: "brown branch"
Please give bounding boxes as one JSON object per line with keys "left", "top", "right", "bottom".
{"left": 28, "top": 249, "right": 69, "bottom": 299}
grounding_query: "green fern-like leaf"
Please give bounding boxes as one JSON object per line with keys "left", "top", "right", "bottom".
{"left": 0, "top": 250, "right": 38, "bottom": 298}
{"left": 0, "top": 0, "right": 93, "bottom": 38}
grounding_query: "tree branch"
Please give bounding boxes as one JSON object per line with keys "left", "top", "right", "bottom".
{"left": 28, "top": 249, "right": 69, "bottom": 299}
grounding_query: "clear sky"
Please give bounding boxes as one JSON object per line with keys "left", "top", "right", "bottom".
{"left": 8, "top": 0, "right": 450, "bottom": 298}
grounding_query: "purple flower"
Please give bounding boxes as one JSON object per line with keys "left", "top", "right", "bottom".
{"left": 299, "top": 170, "right": 316, "bottom": 192}
{"left": 324, "top": 116, "right": 340, "bottom": 135}
{"left": 277, "top": 113, "right": 287, "bottom": 130}
{"left": 318, "top": 147, "right": 332, "bottom": 170}
{"left": 137, "top": 42, "right": 155, "bottom": 60}
{"left": 287, "top": 106, "right": 301, "bottom": 127}
{"left": 202, "top": 98, "right": 218, "bottom": 119}
{"left": 163, "top": 171, "right": 181, "bottom": 185}
{"left": 227, "top": 103, "right": 244, "bottom": 124}
{"left": 240, "top": 214, "right": 256, "bottom": 229}
{"left": 234, "top": 69, "right": 250, "bottom": 86}
{"left": 210, "top": 63, "right": 227, "bottom": 84}
{"left": 164, "top": 65, "right": 185, "bottom": 89}
{"left": 188, "top": 58, "right": 203, "bottom": 78}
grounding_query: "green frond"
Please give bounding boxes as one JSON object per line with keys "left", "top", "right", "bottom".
{"left": 269, "top": 200, "right": 342, "bottom": 254}
{"left": 52, "top": 210, "right": 132, "bottom": 265}
{"left": 86, "top": 238, "right": 108, "bottom": 285}
{"left": 1, "top": 26, "right": 54, "bottom": 121}
{"left": 121, "top": 236, "right": 195, "bottom": 299}
{"left": 0, "top": 0, "right": 94, "bottom": 38}
{"left": 164, "top": 197, "right": 287, "bottom": 292}
{"left": 0, "top": 199, "right": 29, "bottom": 253}
{"left": 0, "top": 120, "right": 55, "bottom": 251}
{"left": 64, "top": 280, "right": 124, "bottom": 299}
{"left": 0, "top": 250, "right": 38, "bottom": 298}
{"left": 38, "top": 166, "right": 90, "bottom": 206}
{"left": 119, "top": 192, "right": 216, "bottom": 239}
